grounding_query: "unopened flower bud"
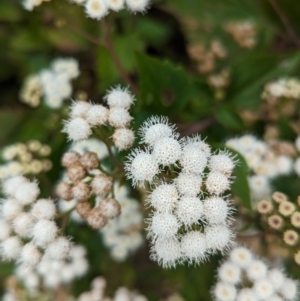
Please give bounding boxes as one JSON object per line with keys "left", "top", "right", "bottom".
{"left": 56, "top": 181, "right": 73, "bottom": 201}
{"left": 91, "top": 174, "right": 112, "bottom": 195}
{"left": 87, "top": 210, "right": 108, "bottom": 229}
{"left": 72, "top": 182, "right": 90, "bottom": 201}
{"left": 76, "top": 202, "right": 92, "bottom": 218}
{"left": 97, "top": 198, "right": 121, "bottom": 219}
{"left": 257, "top": 199, "right": 273, "bottom": 214}
{"left": 67, "top": 162, "right": 86, "bottom": 182}
{"left": 80, "top": 152, "right": 99, "bottom": 170}
{"left": 272, "top": 191, "right": 287, "bottom": 203}
{"left": 61, "top": 151, "right": 81, "bottom": 167}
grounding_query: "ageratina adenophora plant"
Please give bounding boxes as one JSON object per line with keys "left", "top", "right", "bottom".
{"left": 2, "top": 0, "right": 300, "bottom": 300}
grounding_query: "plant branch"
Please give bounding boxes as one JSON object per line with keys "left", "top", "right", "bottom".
{"left": 266, "top": 0, "right": 300, "bottom": 47}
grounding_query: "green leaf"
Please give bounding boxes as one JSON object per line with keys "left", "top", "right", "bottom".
{"left": 136, "top": 53, "right": 198, "bottom": 116}
{"left": 215, "top": 107, "right": 244, "bottom": 130}
{"left": 228, "top": 148, "right": 252, "bottom": 211}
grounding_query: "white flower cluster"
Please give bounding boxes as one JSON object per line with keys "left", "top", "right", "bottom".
{"left": 125, "top": 116, "right": 236, "bottom": 268}
{"left": 15, "top": 244, "right": 88, "bottom": 292}
{"left": 0, "top": 140, "right": 52, "bottom": 180}
{"left": 63, "top": 86, "right": 135, "bottom": 151}
{"left": 20, "top": 57, "right": 79, "bottom": 108}
{"left": 0, "top": 176, "right": 87, "bottom": 292}
{"left": 262, "top": 78, "right": 300, "bottom": 100}
{"left": 100, "top": 183, "right": 144, "bottom": 262}
{"left": 226, "top": 135, "right": 293, "bottom": 202}
{"left": 77, "top": 276, "right": 147, "bottom": 301}
{"left": 72, "top": 0, "right": 151, "bottom": 21}
{"left": 213, "top": 246, "right": 299, "bottom": 301}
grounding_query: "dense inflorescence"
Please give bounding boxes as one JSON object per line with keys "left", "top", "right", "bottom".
{"left": 212, "top": 246, "right": 298, "bottom": 301}
{"left": 125, "top": 116, "right": 236, "bottom": 267}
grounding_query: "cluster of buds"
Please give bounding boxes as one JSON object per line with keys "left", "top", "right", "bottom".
{"left": 56, "top": 150, "right": 121, "bottom": 229}
{"left": 20, "top": 57, "right": 79, "bottom": 108}
{"left": 125, "top": 116, "right": 236, "bottom": 267}
{"left": 0, "top": 140, "right": 52, "bottom": 180}
{"left": 63, "top": 86, "right": 135, "bottom": 151}
{"left": 224, "top": 21, "right": 256, "bottom": 49}
{"left": 187, "top": 40, "right": 227, "bottom": 74}
{"left": 257, "top": 192, "right": 300, "bottom": 266}
{"left": 226, "top": 135, "right": 293, "bottom": 203}
{"left": 213, "top": 246, "right": 298, "bottom": 301}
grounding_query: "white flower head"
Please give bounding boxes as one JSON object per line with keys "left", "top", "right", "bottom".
{"left": 203, "top": 196, "right": 230, "bottom": 224}
{"left": 180, "top": 136, "right": 209, "bottom": 174}
{"left": 108, "top": 107, "right": 133, "bottom": 128}
{"left": 214, "top": 282, "right": 237, "bottom": 301}
{"left": 1, "top": 236, "right": 23, "bottom": 260}
{"left": 246, "top": 259, "right": 267, "bottom": 281}
{"left": 205, "top": 171, "right": 231, "bottom": 195}
{"left": 175, "top": 172, "right": 203, "bottom": 196}
{"left": 86, "top": 104, "right": 108, "bottom": 126}
{"left": 152, "top": 137, "right": 181, "bottom": 166}
{"left": 229, "top": 246, "right": 253, "bottom": 268}
{"left": 180, "top": 231, "right": 207, "bottom": 264}
{"left": 62, "top": 117, "right": 92, "bottom": 141}
{"left": 253, "top": 279, "right": 274, "bottom": 300}
{"left": 20, "top": 243, "right": 42, "bottom": 266}
{"left": 281, "top": 278, "right": 298, "bottom": 300}
{"left": 13, "top": 212, "right": 35, "bottom": 238}
{"left": 125, "top": 148, "right": 159, "bottom": 186}
{"left": 31, "top": 198, "right": 57, "bottom": 220}
{"left": 85, "top": 0, "right": 109, "bottom": 20}
{"left": 14, "top": 180, "right": 40, "bottom": 206}
{"left": 32, "top": 219, "right": 58, "bottom": 247}
{"left": 148, "top": 211, "right": 180, "bottom": 239}
{"left": 2, "top": 175, "right": 29, "bottom": 196}
{"left": 0, "top": 220, "right": 11, "bottom": 241}
{"left": 70, "top": 101, "right": 92, "bottom": 119}
{"left": 125, "top": 0, "right": 150, "bottom": 12}
{"left": 218, "top": 261, "right": 241, "bottom": 285}
{"left": 205, "top": 224, "right": 234, "bottom": 253}
{"left": 148, "top": 183, "right": 179, "bottom": 212}
{"left": 138, "top": 116, "right": 178, "bottom": 147}
{"left": 236, "top": 288, "right": 257, "bottom": 301}
{"left": 150, "top": 236, "right": 181, "bottom": 268}
{"left": 112, "top": 128, "right": 135, "bottom": 151}
{"left": 209, "top": 150, "right": 237, "bottom": 175}
{"left": 107, "top": 0, "right": 125, "bottom": 11}
{"left": 175, "top": 196, "right": 204, "bottom": 227}
{"left": 104, "top": 85, "right": 134, "bottom": 109}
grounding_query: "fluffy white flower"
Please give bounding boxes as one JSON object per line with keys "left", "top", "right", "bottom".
{"left": 14, "top": 180, "right": 40, "bottom": 205}
{"left": 229, "top": 246, "right": 253, "bottom": 268}
{"left": 175, "top": 172, "right": 203, "bottom": 196}
{"left": 236, "top": 288, "right": 257, "bottom": 301}
{"left": 203, "top": 197, "right": 229, "bottom": 224}
{"left": 70, "top": 101, "right": 92, "bottom": 119}
{"left": 86, "top": 104, "right": 108, "bottom": 126}
{"left": 150, "top": 237, "right": 181, "bottom": 268}
{"left": 1, "top": 199, "right": 23, "bottom": 221}
{"left": 45, "top": 237, "right": 71, "bottom": 261}
{"left": 112, "top": 128, "right": 135, "bottom": 151}
{"left": 180, "top": 139, "right": 208, "bottom": 174}
{"left": 139, "top": 116, "right": 177, "bottom": 147}
{"left": 294, "top": 157, "right": 300, "bottom": 176}
{"left": 275, "top": 155, "right": 293, "bottom": 175}
{"left": 246, "top": 260, "right": 267, "bottom": 281}
{"left": 2, "top": 175, "right": 29, "bottom": 196}
{"left": 180, "top": 231, "right": 207, "bottom": 264}
{"left": 281, "top": 278, "right": 298, "bottom": 300}
{"left": 209, "top": 151, "right": 236, "bottom": 175}
{"left": 13, "top": 212, "right": 35, "bottom": 238}
{"left": 31, "top": 198, "right": 56, "bottom": 220}
{"left": 205, "top": 171, "right": 231, "bottom": 195}
{"left": 52, "top": 58, "right": 79, "bottom": 79}
{"left": 268, "top": 269, "right": 285, "bottom": 288}
{"left": 149, "top": 212, "right": 180, "bottom": 238}
{"left": 205, "top": 224, "right": 233, "bottom": 252}
{"left": 152, "top": 137, "right": 181, "bottom": 166}
{"left": 125, "top": 0, "right": 150, "bottom": 12}
{"left": 125, "top": 149, "right": 159, "bottom": 186}
{"left": 218, "top": 262, "right": 241, "bottom": 285}
{"left": 20, "top": 243, "right": 42, "bottom": 266}
{"left": 63, "top": 117, "right": 92, "bottom": 141}
{"left": 85, "top": 0, "right": 109, "bottom": 19}
{"left": 148, "top": 183, "right": 178, "bottom": 212}
{"left": 214, "top": 282, "right": 237, "bottom": 301}
{"left": 175, "top": 196, "right": 203, "bottom": 227}
{"left": 1, "top": 236, "right": 22, "bottom": 260}
{"left": 108, "top": 107, "right": 132, "bottom": 128}
{"left": 105, "top": 86, "right": 134, "bottom": 109}
{"left": 253, "top": 279, "right": 274, "bottom": 300}
{"left": 32, "top": 219, "right": 58, "bottom": 247}
{"left": 248, "top": 175, "right": 271, "bottom": 200}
